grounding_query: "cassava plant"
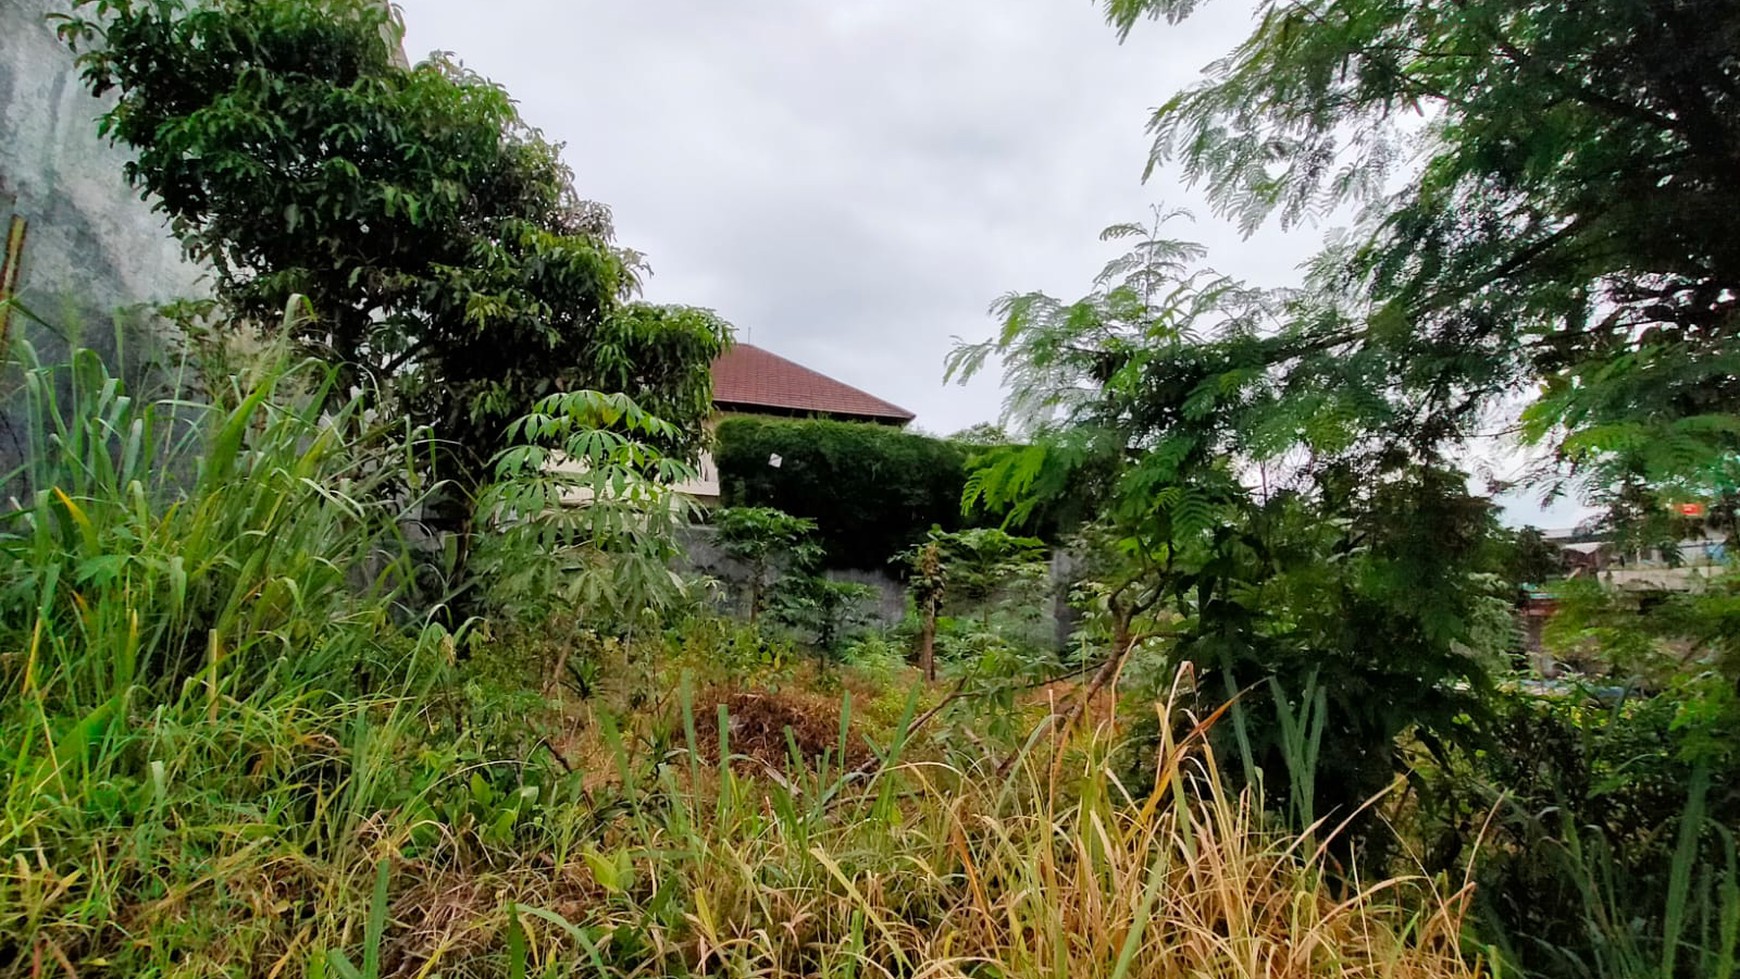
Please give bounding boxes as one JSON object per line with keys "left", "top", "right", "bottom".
{"left": 712, "top": 506, "right": 822, "bottom": 626}
{"left": 472, "top": 388, "right": 701, "bottom": 687}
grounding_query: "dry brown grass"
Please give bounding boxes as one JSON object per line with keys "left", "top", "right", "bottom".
{"left": 692, "top": 686, "right": 876, "bottom": 771}
{"left": 457, "top": 702, "right": 1483, "bottom": 979}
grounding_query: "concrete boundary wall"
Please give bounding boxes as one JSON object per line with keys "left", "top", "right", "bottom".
{"left": 677, "top": 525, "right": 1081, "bottom": 647}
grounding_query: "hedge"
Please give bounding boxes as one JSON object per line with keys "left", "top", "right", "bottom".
{"left": 715, "top": 417, "right": 978, "bottom": 569}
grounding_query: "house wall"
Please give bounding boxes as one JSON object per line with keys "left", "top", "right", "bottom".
{"left": 670, "top": 414, "right": 726, "bottom": 502}
{"left": 670, "top": 449, "right": 723, "bottom": 501}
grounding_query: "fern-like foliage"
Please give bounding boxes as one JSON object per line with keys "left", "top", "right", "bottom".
{"left": 1101, "top": 0, "right": 1740, "bottom": 533}
{"left": 951, "top": 211, "right": 1510, "bottom": 849}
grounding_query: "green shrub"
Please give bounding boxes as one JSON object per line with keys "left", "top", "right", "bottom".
{"left": 715, "top": 416, "right": 979, "bottom": 567}
{"left": 1412, "top": 682, "right": 1740, "bottom": 979}
{"left": 770, "top": 576, "right": 880, "bottom": 659}
{"left": 711, "top": 505, "right": 823, "bottom": 623}
{"left": 839, "top": 632, "right": 908, "bottom": 682}
{"left": 670, "top": 614, "right": 796, "bottom": 685}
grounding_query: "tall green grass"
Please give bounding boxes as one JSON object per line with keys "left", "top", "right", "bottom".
{"left": 1, "top": 337, "right": 431, "bottom": 710}
{"left": 1476, "top": 757, "right": 1739, "bottom": 979}
{"left": 0, "top": 335, "right": 453, "bottom": 973}
{"left": 0, "top": 334, "right": 1483, "bottom": 978}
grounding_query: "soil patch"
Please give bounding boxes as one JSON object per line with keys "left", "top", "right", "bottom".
{"left": 692, "top": 688, "right": 874, "bottom": 772}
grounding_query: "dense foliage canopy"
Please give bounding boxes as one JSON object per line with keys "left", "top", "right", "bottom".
{"left": 715, "top": 416, "right": 985, "bottom": 568}
{"left": 1100, "top": 0, "right": 1740, "bottom": 541}
{"left": 951, "top": 213, "right": 1516, "bottom": 831}
{"left": 57, "top": 0, "right": 729, "bottom": 500}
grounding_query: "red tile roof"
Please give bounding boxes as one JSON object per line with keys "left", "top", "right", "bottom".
{"left": 711, "top": 343, "right": 915, "bottom": 424}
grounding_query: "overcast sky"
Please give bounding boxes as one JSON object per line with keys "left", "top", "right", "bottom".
{"left": 398, "top": 0, "right": 1585, "bottom": 527}
{"left": 398, "top": 1, "right": 1326, "bottom": 427}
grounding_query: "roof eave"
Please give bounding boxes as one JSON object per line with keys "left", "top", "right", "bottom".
{"left": 715, "top": 399, "right": 914, "bottom": 425}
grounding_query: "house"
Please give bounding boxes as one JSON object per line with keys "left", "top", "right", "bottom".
{"left": 673, "top": 343, "right": 914, "bottom": 502}
{"left": 709, "top": 343, "right": 915, "bottom": 426}
{"left": 1543, "top": 525, "right": 1729, "bottom": 592}
{"left": 1521, "top": 523, "right": 1731, "bottom": 674}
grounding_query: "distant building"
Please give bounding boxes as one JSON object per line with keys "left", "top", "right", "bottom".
{"left": 1542, "top": 525, "right": 1729, "bottom": 592}
{"left": 1522, "top": 523, "right": 1732, "bottom": 675}
{"left": 709, "top": 343, "right": 915, "bottom": 426}
{"left": 552, "top": 342, "right": 914, "bottom": 506}
{"left": 1519, "top": 585, "right": 1561, "bottom": 675}
{"left": 672, "top": 343, "right": 914, "bottom": 502}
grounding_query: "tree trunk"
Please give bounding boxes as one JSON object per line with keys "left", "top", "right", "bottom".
{"left": 914, "top": 541, "right": 943, "bottom": 682}
{"left": 918, "top": 597, "right": 938, "bottom": 682}
{"left": 1055, "top": 607, "right": 1136, "bottom": 738}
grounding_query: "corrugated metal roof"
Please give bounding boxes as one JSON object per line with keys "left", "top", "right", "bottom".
{"left": 711, "top": 343, "right": 915, "bottom": 424}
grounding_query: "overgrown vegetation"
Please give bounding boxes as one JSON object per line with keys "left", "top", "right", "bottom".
{"left": 0, "top": 329, "right": 1483, "bottom": 978}
{"left": 5, "top": 0, "right": 1738, "bottom": 976}
{"left": 715, "top": 416, "right": 990, "bottom": 567}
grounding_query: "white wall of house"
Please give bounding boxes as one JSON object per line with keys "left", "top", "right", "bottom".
{"left": 670, "top": 449, "right": 721, "bottom": 502}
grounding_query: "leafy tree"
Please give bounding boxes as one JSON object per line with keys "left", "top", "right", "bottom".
{"left": 1495, "top": 526, "right": 1565, "bottom": 594}
{"left": 949, "top": 211, "right": 1269, "bottom": 736}
{"left": 1099, "top": 0, "right": 1740, "bottom": 537}
{"left": 899, "top": 527, "right": 1049, "bottom": 682}
{"left": 56, "top": 0, "right": 729, "bottom": 520}
{"left": 951, "top": 216, "right": 1508, "bottom": 831}
{"left": 711, "top": 507, "right": 822, "bottom": 626}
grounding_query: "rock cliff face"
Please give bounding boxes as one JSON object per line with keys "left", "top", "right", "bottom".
{"left": 0, "top": 0, "right": 206, "bottom": 475}
{"left": 1, "top": 0, "right": 206, "bottom": 321}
